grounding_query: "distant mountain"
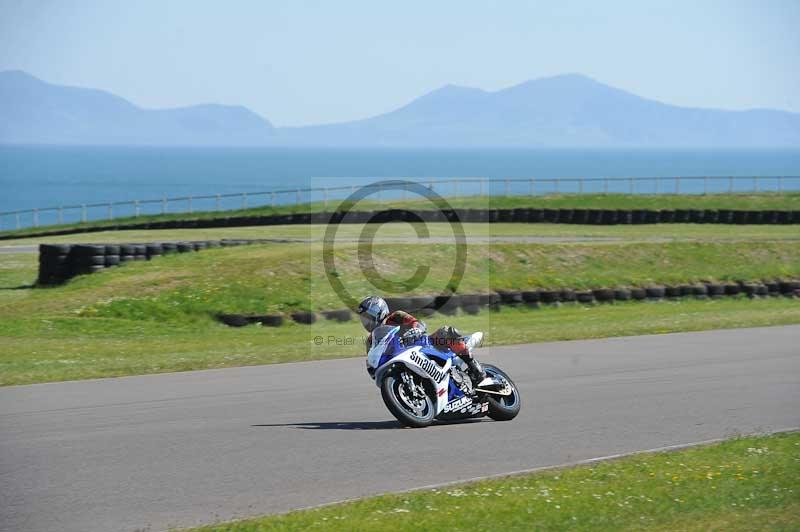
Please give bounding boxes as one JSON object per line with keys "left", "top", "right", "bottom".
{"left": 278, "top": 74, "right": 800, "bottom": 147}
{"left": 2, "top": 70, "right": 799, "bottom": 147}
{"left": 0, "top": 70, "right": 274, "bottom": 145}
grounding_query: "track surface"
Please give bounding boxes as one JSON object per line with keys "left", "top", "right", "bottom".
{"left": 1, "top": 326, "right": 799, "bottom": 532}
{"left": 0, "top": 236, "right": 621, "bottom": 254}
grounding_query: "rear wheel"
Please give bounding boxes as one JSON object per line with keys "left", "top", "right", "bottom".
{"left": 381, "top": 369, "right": 435, "bottom": 428}
{"left": 483, "top": 364, "right": 521, "bottom": 421}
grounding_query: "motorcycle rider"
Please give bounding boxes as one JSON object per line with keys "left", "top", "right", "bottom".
{"left": 357, "top": 295, "right": 487, "bottom": 383}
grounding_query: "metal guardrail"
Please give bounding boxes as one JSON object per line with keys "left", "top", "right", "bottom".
{"left": 1, "top": 176, "right": 799, "bottom": 231}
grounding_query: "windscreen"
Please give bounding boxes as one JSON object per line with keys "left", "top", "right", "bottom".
{"left": 370, "top": 324, "right": 397, "bottom": 346}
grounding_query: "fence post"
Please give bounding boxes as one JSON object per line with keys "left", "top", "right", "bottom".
{"left": 295, "top": 189, "right": 300, "bottom": 209}
{"left": 134, "top": 200, "right": 140, "bottom": 217}
{"left": 188, "top": 196, "right": 193, "bottom": 213}
{"left": 754, "top": 176, "right": 759, "bottom": 193}
{"left": 271, "top": 192, "right": 275, "bottom": 208}
{"left": 162, "top": 196, "right": 167, "bottom": 214}
{"left": 655, "top": 177, "right": 659, "bottom": 195}
{"left": 16, "top": 212, "right": 20, "bottom": 229}
{"left": 107, "top": 203, "right": 113, "bottom": 221}
{"left": 728, "top": 176, "right": 733, "bottom": 193}
{"left": 703, "top": 176, "right": 708, "bottom": 195}
{"left": 504, "top": 179, "right": 509, "bottom": 196}
{"left": 629, "top": 178, "right": 634, "bottom": 194}
{"left": 241, "top": 193, "right": 248, "bottom": 210}
{"left": 555, "top": 179, "right": 560, "bottom": 194}
{"left": 215, "top": 194, "right": 221, "bottom": 211}
{"left": 34, "top": 209, "right": 39, "bottom": 227}
{"left": 58, "top": 207, "right": 63, "bottom": 224}
{"left": 778, "top": 176, "right": 783, "bottom": 192}
{"left": 82, "top": 204, "right": 87, "bottom": 222}
{"left": 578, "top": 177, "right": 584, "bottom": 194}
{"left": 323, "top": 187, "right": 328, "bottom": 210}
{"left": 603, "top": 178, "right": 608, "bottom": 194}
{"left": 454, "top": 179, "right": 459, "bottom": 198}
{"left": 676, "top": 177, "right": 681, "bottom": 194}
{"left": 480, "top": 178, "right": 485, "bottom": 197}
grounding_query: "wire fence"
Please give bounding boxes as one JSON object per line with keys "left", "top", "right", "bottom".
{"left": 2, "top": 175, "right": 799, "bottom": 231}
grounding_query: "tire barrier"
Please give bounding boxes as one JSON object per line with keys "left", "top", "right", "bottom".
{"left": 290, "top": 311, "right": 317, "bottom": 325}
{"left": 521, "top": 290, "right": 540, "bottom": 303}
{"left": 630, "top": 287, "right": 647, "bottom": 300}
{"left": 322, "top": 309, "right": 352, "bottom": 322}
{"left": 592, "top": 288, "right": 615, "bottom": 303}
{"left": 217, "top": 313, "right": 284, "bottom": 327}
{"left": 8, "top": 206, "right": 800, "bottom": 241}
{"left": 613, "top": 288, "right": 631, "bottom": 301}
{"left": 665, "top": 286, "right": 682, "bottom": 299}
{"left": 36, "top": 239, "right": 273, "bottom": 285}
{"left": 693, "top": 285, "right": 708, "bottom": 298}
{"left": 645, "top": 286, "right": 666, "bottom": 299}
{"left": 213, "top": 278, "right": 799, "bottom": 328}
{"left": 575, "top": 290, "right": 595, "bottom": 304}
{"left": 706, "top": 283, "right": 725, "bottom": 297}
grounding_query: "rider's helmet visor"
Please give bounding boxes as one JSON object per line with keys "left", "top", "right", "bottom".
{"left": 360, "top": 313, "right": 377, "bottom": 332}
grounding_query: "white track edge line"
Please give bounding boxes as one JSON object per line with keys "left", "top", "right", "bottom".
{"left": 170, "top": 426, "right": 800, "bottom": 531}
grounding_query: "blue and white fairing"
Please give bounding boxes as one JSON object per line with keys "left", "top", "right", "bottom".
{"left": 366, "top": 325, "right": 481, "bottom": 416}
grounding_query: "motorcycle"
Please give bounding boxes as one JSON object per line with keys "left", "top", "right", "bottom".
{"left": 366, "top": 325, "right": 521, "bottom": 428}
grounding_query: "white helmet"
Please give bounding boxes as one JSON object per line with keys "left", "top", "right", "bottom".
{"left": 357, "top": 296, "right": 389, "bottom": 332}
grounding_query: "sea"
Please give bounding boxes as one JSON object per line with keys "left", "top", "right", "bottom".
{"left": 1, "top": 145, "right": 799, "bottom": 226}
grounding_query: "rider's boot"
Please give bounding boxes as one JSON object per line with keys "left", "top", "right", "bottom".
{"left": 463, "top": 353, "right": 487, "bottom": 384}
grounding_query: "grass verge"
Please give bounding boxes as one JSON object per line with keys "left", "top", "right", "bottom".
{"left": 2, "top": 234, "right": 798, "bottom": 385}
{"left": 2, "top": 298, "right": 800, "bottom": 386}
{"left": 3, "top": 241, "right": 799, "bottom": 318}
{"left": 183, "top": 431, "right": 800, "bottom": 531}
{"left": 2, "top": 192, "right": 798, "bottom": 240}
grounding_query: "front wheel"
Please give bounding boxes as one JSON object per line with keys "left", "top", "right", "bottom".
{"left": 381, "top": 369, "right": 435, "bottom": 428}
{"left": 483, "top": 364, "right": 521, "bottom": 421}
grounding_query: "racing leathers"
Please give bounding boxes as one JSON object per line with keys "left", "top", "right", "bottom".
{"left": 366, "top": 310, "right": 486, "bottom": 382}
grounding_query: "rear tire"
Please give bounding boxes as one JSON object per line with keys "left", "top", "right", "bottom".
{"left": 380, "top": 370, "right": 435, "bottom": 428}
{"left": 483, "top": 364, "right": 521, "bottom": 421}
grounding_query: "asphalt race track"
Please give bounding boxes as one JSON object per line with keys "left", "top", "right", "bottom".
{"left": 0, "top": 236, "right": 621, "bottom": 255}
{"left": 1, "top": 326, "right": 799, "bottom": 531}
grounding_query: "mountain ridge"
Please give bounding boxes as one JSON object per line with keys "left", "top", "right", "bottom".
{"left": 0, "top": 70, "right": 275, "bottom": 146}
{"left": 1, "top": 70, "right": 798, "bottom": 147}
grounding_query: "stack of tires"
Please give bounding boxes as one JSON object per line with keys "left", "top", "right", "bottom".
{"left": 104, "top": 244, "right": 121, "bottom": 269}
{"left": 37, "top": 244, "right": 72, "bottom": 285}
{"left": 36, "top": 239, "right": 236, "bottom": 285}
{"left": 71, "top": 244, "right": 108, "bottom": 276}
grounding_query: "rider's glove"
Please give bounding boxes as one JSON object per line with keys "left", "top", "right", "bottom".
{"left": 401, "top": 326, "right": 424, "bottom": 347}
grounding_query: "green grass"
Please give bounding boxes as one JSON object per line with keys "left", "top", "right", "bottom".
{"left": 4, "top": 222, "right": 800, "bottom": 245}
{"left": 183, "top": 431, "right": 800, "bottom": 531}
{"left": 2, "top": 192, "right": 798, "bottom": 240}
{"left": 3, "top": 240, "right": 799, "bottom": 317}
{"left": 3, "top": 296, "right": 800, "bottom": 386}
{"left": 2, "top": 234, "right": 799, "bottom": 385}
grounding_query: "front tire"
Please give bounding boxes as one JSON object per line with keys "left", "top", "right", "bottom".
{"left": 483, "top": 364, "right": 521, "bottom": 421}
{"left": 381, "top": 369, "right": 435, "bottom": 428}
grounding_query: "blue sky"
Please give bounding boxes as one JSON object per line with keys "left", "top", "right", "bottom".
{"left": 1, "top": 0, "right": 798, "bottom": 126}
